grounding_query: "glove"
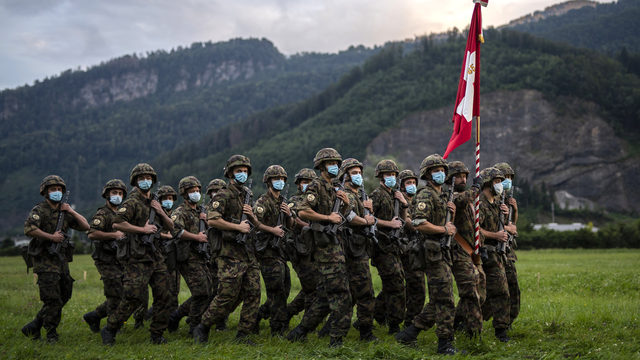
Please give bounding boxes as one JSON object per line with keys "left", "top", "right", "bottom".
{"left": 472, "top": 176, "right": 483, "bottom": 190}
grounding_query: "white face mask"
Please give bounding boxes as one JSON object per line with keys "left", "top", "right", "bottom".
{"left": 109, "top": 195, "right": 123, "bottom": 205}
{"left": 493, "top": 183, "right": 503, "bottom": 196}
{"left": 188, "top": 192, "right": 201, "bottom": 203}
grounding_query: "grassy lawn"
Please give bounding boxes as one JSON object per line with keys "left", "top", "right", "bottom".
{"left": 1, "top": 249, "right": 639, "bottom": 359}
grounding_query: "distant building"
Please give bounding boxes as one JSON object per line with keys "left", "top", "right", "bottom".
{"left": 532, "top": 223, "right": 598, "bottom": 232}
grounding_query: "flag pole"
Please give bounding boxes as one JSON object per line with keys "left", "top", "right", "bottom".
{"left": 474, "top": 116, "right": 481, "bottom": 254}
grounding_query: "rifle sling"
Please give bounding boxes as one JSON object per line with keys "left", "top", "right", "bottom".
{"left": 454, "top": 233, "right": 481, "bottom": 265}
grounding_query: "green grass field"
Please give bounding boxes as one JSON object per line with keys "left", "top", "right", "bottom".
{"left": 1, "top": 249, "right": 639, "bottom": 359}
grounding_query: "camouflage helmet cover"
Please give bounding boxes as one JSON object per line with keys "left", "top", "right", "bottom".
{"left": 294, "top": 168, "right": 317, "bottom": 184}
{"left": 446, "top": 161, "right": 469, "bottom": 182}
{"left": 398, "top": 169, "right": 418, "bottom": 187}
{"left": 313, "top": 148, "right": 342, "bottom": 170}
{"left": 223, "top": 155, "right": 252, "bottom": 178}
{"left": 493, "top": 162, "right": 515, "bottom": 179}
{"left": 419, "top": 154, "right": 449, "bottom": 180}
{"left": 206, "top": 179, "right": 226, "bottom": 195}
{"left": 375, "top": 159, "right": 400, "bottom": 178}
{"left": 158, "top": 185, "right": 178, "bottom": 201}
{"left": 178, "top": 176, "right": 202, "bottom": 196}
{"left": 39, "top": 175, "right": 67, "bottom": 196}
{"left": 101, "top": 179, "right": 128, "bottom": 199}
{"left": 130, "top": 163, "right": 158, "bottom": 186}
{"left": 338, "top": 158, "right": 364, "bottom": 180}
{"left": 480, "top": 167, "right": 505, "bottom": 186}
{"left": 263, "top": 165, "right": 288, "bottom": 183}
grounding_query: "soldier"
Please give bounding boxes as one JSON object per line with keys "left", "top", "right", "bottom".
{"left": 83, "top": 180, "right": 129, "bottom": 334}
{"left": 22, "top": 175, "right": 90, "bottom": 342}
{"left": 164, "top": 177, "right": 212, "bottom": 335}
{"left": 394, "top": 154, "right": 466, "bottom": 355}
{"left": 493, "top": 162, "right": 520, "bottom": 329}
{"left": 253, "top": 166, "right": 295, "bottom": 337}
{"left": 101, "top": 163, "right": 174, "bottom": 345}
{"left": 193, "top": 155, "right": 262, "bottom": 345}
{"left": 446, "top": 161, "right": 484, "bottom": 337}
{"left": 397, "top": 169, "right": 425, "bottom": 329}
{"left": 205, "top": 179, "right": 229, "bottom": 332}
{"left": 370, "top": 159, "right": 407, "bottom": 335}
{"left": 286, "top": 148, "right": 352, "bottom": 348}
{"left": 285, "top": 169, "right": 319, "bottom": 321}
{"left": 478, "top": 166, "right": 513, "bottom": 342}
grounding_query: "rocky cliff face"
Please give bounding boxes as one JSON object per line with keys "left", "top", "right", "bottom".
{"left": 366, "top": 89, "right": 640, "bottom": 213}
{"left": 501, "top": 0, "right": 598, "bottom": 28}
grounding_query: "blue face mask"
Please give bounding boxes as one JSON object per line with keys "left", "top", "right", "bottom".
{"left": 109, "top": 195, "right": 123, "bottom": 205}
{"left": 502, "top": 179, "right": 512, "bottom": 191}
{"left": 234, "top": 172, "right": 248, "bottom": 184}
{"left": 351, "top": 174, "right": 363, "bottom": 186}
{"left": 188, "top": 192, "right": 201, "bottom": 203}
{"left": 302, "top": 184, "right": 308, "bottom": 192}
{"left": 405, "top": 184, "right": 417, "bottom": 195}
{"left": 138, "top": 179, "right": 152, "bottom": 190}
{"left": 384, "top": 176, "right": 396, "bottom": 188}
{"left": 49, "top": 191, "right": 63, "bottom": 202}
{"left": 326, "top": 164, "right": 339, "bottom": 176}
{"left": 272, "top": 180, "right": 285, "bottom": 191}
{"left": 162, "top": 200, "right": 173, "bottom": 209}
{"left": 431, "top": 171, "right": 445, "bottom": 185}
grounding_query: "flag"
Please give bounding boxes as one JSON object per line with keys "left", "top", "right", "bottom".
{"left": 443, "top": 1, "right": 485, "bottom": 159}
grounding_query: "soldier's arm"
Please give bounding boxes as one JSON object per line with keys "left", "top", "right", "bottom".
{"left": 151, "top": 200, "right": 174, "bottom": 232}
{"left": 413, "top": 219, "right": 451, "bottom": 235}
{"left": 26, "top": 228, "right": 60, "bottom": 243}
{"left": 60, "top": 203, "right": 90, "bottom": 231}
{"left": 88, "top": 230, "right": 123, "bottom": 241}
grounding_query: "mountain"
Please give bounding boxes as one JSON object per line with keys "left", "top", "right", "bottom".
{"left": 501, "top": 1, "right": 598, "bottom": 28}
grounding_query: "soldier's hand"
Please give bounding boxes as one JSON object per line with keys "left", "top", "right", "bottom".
{"left": 238, "top": 220, "right": 252, "bottom": 234}
{"left": 141, "top": 220, "right": 158, "bottom": 234}
{"left": 390, "top": 217, "right": 403, "bottom": 229}
{"left": 364, "top": 215, "right": 376, "bottom": 224}
{"left": 196, "top": 231, "right": 208, "bottom": 243}
{"left": 336, "top": 190, "right": 349, "bottom": 206}
{"left": 271, "top": 225, "right": 285, "bottom": 238}
{"left": 363, "top": 200, "right": 373, "bottom": 212}
{"left": 444, "top": 222, "right": 456, "bottom": 236}
{"left": 394, "top": 191, "right": 408, "bottom": 205}
{"left": 280, "top": 202, "right": 291, "bottom": 216}
{"left": 161, "top": 232, "right": 173, "bottom": 240}
{"left": 327, "top": 212, "right": 342, "bottom": 224}
{"left": 60, "top": 203, "right": 72, "bottom": 212}
{"left": 50, "top": 231, "right": 65, "bottom": 243}
{"left": 500, "top": 204, "right": 509, "bottom": 215}
{"left": 505, "top": 224, "right": 518, "bottom": 236}
{"left": 496, "top": 230, "right": 509, "bottom": 242}
{"left": 508, "top": 198, "right": 518, "bottom": 211}
{"left": 242, "top": 204, "right": 254, "bottom": 215}
{"left": 447, "top": 201, "right": 456, "bottom": 213}
{"left": 113, "top": 231, "right": 125, "bottom": 240}
{"left": 199, "top": 212, "right": 207, "bottom": 221}
{"left": 150, "top": 200, "right": 162, "bottom": 213}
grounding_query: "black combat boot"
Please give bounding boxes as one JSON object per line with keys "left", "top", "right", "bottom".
{"left": 193, "top": 323, "right": 211, "bottom": 344}
{"left": 437, "top": 337, "right": 467, "bottom": 356}
{"left": 454, "top": 320, "right": 466, "bottom": 333}
{"left": 167, "top": 310, "right": 182, "bottom": 333}
{"left": 286, "top": 325, "right": 308, "bottom": 342}
{"left": 45, "top": 328, "right": 59, "bottom": 343}
{"left": 317, "top": 321, "right": 331, "bottom": 339}
{"left": 329, "top": 336, "right": 343, "bottom": 348}
{"left": 403, "top": 320, "right": 413, "bottom": 329}
{"left": 395, "top": 323, "right": 422, "bottom": 345}
{"left": 101, "top": 326, "right": 117, "bottom": 346}
{"left": 495, "top": 328, "right": 511, "bottom": 343}
{"left": 145, "top": 306, "right": 154, "bottom": 321}
{"left": 358, "top": 325, "right": 379, "bottom": 342}
{"left": 388, "top": 323, "right": 401, "bottom": 335}
{"left": 150, "top": 332, "right": 168, "bottom": 344}
{"left": 271, "top": 325, "right": 287, "bottom": 338}
{"left": 352, "top": 319, "right": 362, "bottom": 331}
{"left": 235, "top": 331, "right": 258, "bottom": 346}
{"left": 21, "top": 316, "right": 43, "bottom": 340}
{"left": 216, "top": 319, "right": 229, "bottom": 332}
{"left": 83, "top": 311, "right": 101, "bottom": 333}
{"left": 188, "top": 322, "right": 197, "bottom": 336}
{"left": 133, "top": 318, "right": 144, "bottom": 330}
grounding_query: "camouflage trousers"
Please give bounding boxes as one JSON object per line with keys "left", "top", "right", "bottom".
{"left": 400, "top": 253, "right": 426, "bottom": 326}
{"left": 35, "top": 271, "right": 74, "bottom": 331}
{"left": 372, "top": 251, "right": 406, "bottom": 327}
{"left": 346, "top": 256, "right": 375, "bottom": 327}
{"left": 480, "top": 251, "right": 511, "bottom": 330}
{"left": 451, "top": 246, "right": 482, "bottom": 334}
{"left": 477, "top": 265, "right": 487, "bottom": 306}
{"left": 201, "top": 256, "right": 261, "bottom": 334}
{"left": 257, "top": 257, "right": 292, "bottom": 332}
{"left": 175, "top": 259, "right": 212, "bottom": 326}
{"left": 106, "top": 256, "right": 171, "bottom": 335}
{"left": 287, "top": 255, "right": 318, "bottom": 318}
{"left": 413, "top": 255, "right": 455, "bottom": 339}
{"left": 505, "top": 260, "right": 520, "bottom": 325}
{"left": 94, "top": 261, "right": 124, "bottom": 319}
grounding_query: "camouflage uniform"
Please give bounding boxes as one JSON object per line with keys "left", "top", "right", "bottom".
{"left": 254, "top": 189, "right": 291, "bottom": 335}
{"left": 370, "top": 184, "right": 406, "bottom": 330}
{"left": 399, "top": 191, "right": 426, "bottom": 328}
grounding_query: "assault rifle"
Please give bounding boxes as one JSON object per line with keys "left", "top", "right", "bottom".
{"left": 273, "top": 184, "right": 291, "bottom": 251}
{"left": 325, "top": 175, "right": 347, "bottom": 237}
{"left": 389, "top": 188, "right": 407, "bottom": 249}
{"left": 235, "top": 179, "right": 254, "bottom": 245}
{"left": 438, "top": 176, "right": 457, "bottom": 250}
{"left": 506, "top": 188, "right": 518, "bottom": 248}
{"left": 496, "top": 191, "right": 509, "bottom": 255}
{"left": 197, "top": 204, "right": 211, "bottom": 261}
{"left": 359, "top": 187, "right": 378, "bottom": 245}
{"left": 140, "top": 182, "right": 161, "bottom": 252}
{"left": 48, "top": 191, "right": 71, "bottom": 262}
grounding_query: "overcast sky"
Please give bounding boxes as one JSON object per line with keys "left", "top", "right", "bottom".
{"left": 0, "top": 0, "right": 611, "bottom": 90}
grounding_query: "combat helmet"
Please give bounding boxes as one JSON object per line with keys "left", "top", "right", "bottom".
{"left": 206, "top": 179, "right": 226, "bottom": 196}
{"left": 313, "top": 148, "right": 342, "bottom": 170}
{"left": 493, "top": 163, "right": 515, "bottom": 179}
{"left": 446, "top": 161, "right": 469, "bottom": 182}
{"left": 479, "top": 167, "right": 505, "bottom": 187}
{"left": 375, "top": 159, "right": 400, "bottom": 178}
{"left": 158, "top": 185, "right": 178, "bottom": 201}
{"left": 398, "top": 169, "right": 418, "bottom": 188}
{"left": 101, "top": 179, "right": 128, "bottom": 199}
{"left": 294, "top": 168, "right": 317, "bottom": 184}
{"left": 178, "top": 176, "right": 202, "bottom": 196}
{"left": 223, "top": 155, "right": 252, "bottom": 179}
{"left": 130, "top": 163, "right": 157, "bottom": 187}
{"left": 263, "top": 165, "right": 288, "bottom": 183}
{"left": 338, "top": 158, "right": 364, "bottom": 181}
{"left": 419, "top": 154, "right": 448, "bottom": 180}
{"left": 39, "top": 175, "right": 67, "bottom": 196}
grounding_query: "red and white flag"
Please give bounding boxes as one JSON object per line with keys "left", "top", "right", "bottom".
{"left": 443, "top": 1, "right": 485, "bottom": 159}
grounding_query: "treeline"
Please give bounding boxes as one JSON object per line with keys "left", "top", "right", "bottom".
{"left": 517, "top": 219, "right": 640, "bottom": 249}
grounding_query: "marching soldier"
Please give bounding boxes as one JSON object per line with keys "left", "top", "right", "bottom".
{"left": 83, "top": 180, "right": 129, "bottom": 334}
{"left": 101, "top": 163, "right": 174, "bottom": 345}
{"left": 22, "top": 175, "right": 90, "bottom": 342}
{"left": 395, "top": 154, "right": 466, "bottom": 355}
{"left": 370, "top": 159, "right": 407, "bottom": 335}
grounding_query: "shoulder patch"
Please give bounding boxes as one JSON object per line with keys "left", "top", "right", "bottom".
{"left": 212, "top": 201, "right": 220, "bottom": 209}
{"left": 171, "top": 215, "right": 177, "bottom": 221}
{"left": 93, "top": 219, "right": 101, "bottom": 225}
{"left": 418, "top": 202, "right": 426, "bottom": 211}
{"left": 256, "top": 206, "right": 264, "bottom": 214}
{"left": 32, "top": 214, "right": 40, "bottom": 221}
{"left": 118, "top": 207, "right": 127, "bottom": 213}
{"left": 288, "top": 203, "right": 294, "bottom": 208}
{"left": 307, "top": 194, "right": 315, "bottom": 202}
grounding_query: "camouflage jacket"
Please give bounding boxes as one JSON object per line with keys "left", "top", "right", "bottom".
{"left": 113, "top": 188, "right": 164, "bottom": 262}
{"left": 370, "top": 184, "right": 403, "bottom": 249}
{"left": 479, "top": 192, "right": 501, "bottom": 246}
{"left": 207, "top": 183, "right": 257, "bottom": 263}
{"left": 344, "top": 187, "right": 365, "bottom": 232}
{"left": 297, "top": 176, "right": 336, "bottom": 220}
{"left": 171, "top": 202, "right": 206, "bottom": 261}
{"left": 288, "top": 191, "right": 304, "bottom": 237}
{"left": 453, "top": 188, "right": 481, "bottom": 248}
{"left": 87, "top": 203, "right": 120, "bottom": 264}
{"left": 24, "top": 201, "right": 81, "bottom": 274}
{"left": 411, "top": 182, "right": 448, "bottom": 240}
{"left": 254, "top": 189, "right": 286, "bottom": 259}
